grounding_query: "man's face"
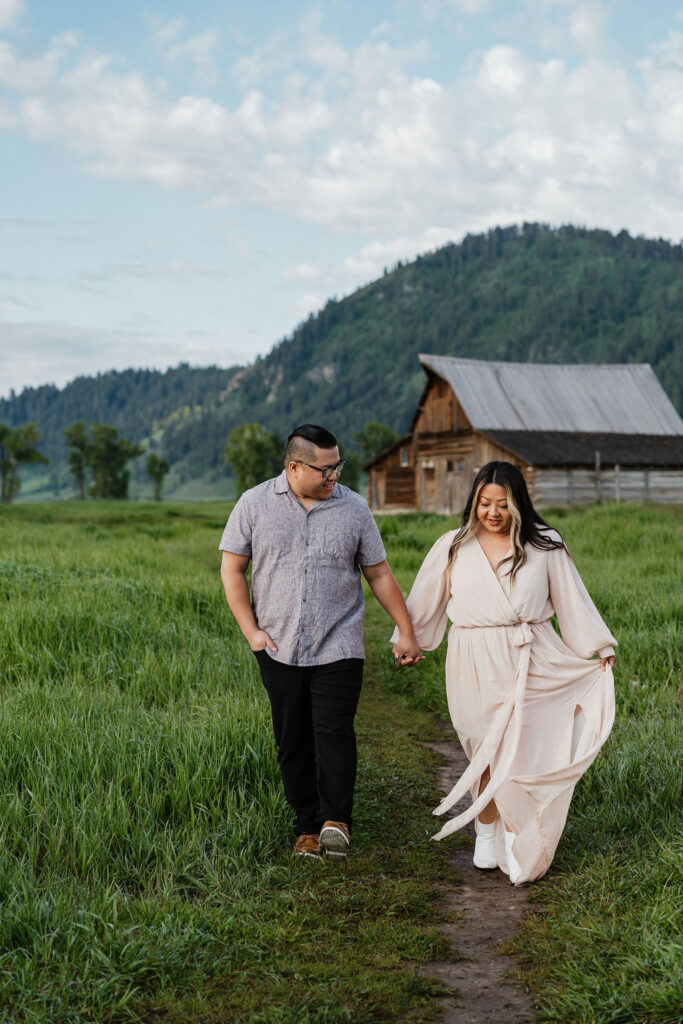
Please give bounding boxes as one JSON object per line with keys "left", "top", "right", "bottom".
{"left": 288, "top": 445, "right": 342, "bottom": 501}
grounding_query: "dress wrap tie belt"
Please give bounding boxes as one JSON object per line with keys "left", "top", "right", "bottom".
{"left": 431, "top": 619, "right": 541, "bottom": 841}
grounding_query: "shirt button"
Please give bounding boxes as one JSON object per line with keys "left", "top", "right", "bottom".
{"left": 304, "top": 569, "right": 308, "bottom": 574}
{"left": 303, "top": 598, "right": 307, "bottom": 602}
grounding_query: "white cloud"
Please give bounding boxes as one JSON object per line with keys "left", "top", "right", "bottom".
{"left": 569, "top": 1, "right": 609, "bottom": 51}
{"left": 370, "top": 21, "right": 394, "bottom": 39}
{"left": 341, "top": 229, "right": 458, "bottom": 280}
{"left": 298, "top": 7, "right": 349, "bottom": 72}
{"left": 476, "top": 45, "right": 528, "bottom": 95}
{"left": 286, "top": 262, "right": 325, "bottom": 282}
{"left": 0, "top": 320, "right": 143, "bottom": 396}
{"left": 287, "top": 291, "right": 326, "bottom": 325}
{"left": 451, "top": 0, "right": 489, "bottom": 14}
{"left": 285, "top": 228, "right": 459, "bottom": 301}
{"left": 0, "top": 0, "right": 24, "bottom": 33}
{"left": 0, "top": 317, "right": 246, "bottom": 397}
{"left": 3, "top": 11, "right": 683, "bottom": 250}
{"left": 0, "top": 32, "right": 78, "bottom": 92}
{"left": 149, "top": 15, "right": 185, "bottom": 46}
{"left": 148, "top": 15, "right": 221, "bottom": 85}
{"left": 232, "top": 28, "right": 292, "bottom": 89}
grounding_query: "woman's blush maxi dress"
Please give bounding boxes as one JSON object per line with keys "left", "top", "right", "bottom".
{"left": 400, "top": 529, "right": 616, "bottom": 884}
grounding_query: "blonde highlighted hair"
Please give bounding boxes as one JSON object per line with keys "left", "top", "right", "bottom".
{"left": 447, "top": 462, "right": 568, "bottom": 580}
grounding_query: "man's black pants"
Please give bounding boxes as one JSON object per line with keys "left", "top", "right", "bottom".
{"left": 254, "top": 651, "right": 364, "bottom": 836}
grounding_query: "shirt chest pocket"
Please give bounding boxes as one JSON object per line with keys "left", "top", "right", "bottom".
{"left": 316, "top": 530, "right": 357, "bottom": 568}
{"left": 254, "top": 522, "right": 302, "bottom": 563}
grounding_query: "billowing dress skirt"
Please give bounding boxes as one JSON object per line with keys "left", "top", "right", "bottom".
{"left": 397, "top": 530, "right": 616, "bottom": 884}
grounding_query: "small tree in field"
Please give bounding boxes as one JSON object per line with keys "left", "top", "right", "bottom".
{"left": 0, "top": 422, "right": 48, "bottom": 503}
{"left": 147, "top": 452, "right": 170, "bottom": 501}
{"left": 88, "top": 425, "right": 143, "bottom": 499}
{"left": 64, "top": 421, "right": 91, "bottom": 500}
{"left": 225, "top": 423, "right": 283, "bottom": 496}
{"left": 354, "top": 421, "right": 399, "bottom": 462}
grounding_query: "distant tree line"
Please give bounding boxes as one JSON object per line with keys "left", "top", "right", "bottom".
{"left": 0, "top": 420, "right": 171, "bottom": 502}
{"left": 2, "top": 415, "right": 395, "bottom": 503}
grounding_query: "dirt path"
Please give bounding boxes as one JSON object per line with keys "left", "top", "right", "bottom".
{"left": 421, "top": 737, "right": 536, "bottom": 1023}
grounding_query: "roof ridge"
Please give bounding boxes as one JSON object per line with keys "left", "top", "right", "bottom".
{"left": 417, "top": 354, "right": 652, "bottom": 371}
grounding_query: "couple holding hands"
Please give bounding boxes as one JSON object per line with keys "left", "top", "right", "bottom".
{"left": 220, "top": 423, "right": 616, "bottom": 884}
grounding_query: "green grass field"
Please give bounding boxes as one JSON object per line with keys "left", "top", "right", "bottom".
{"left": 0, "top": 500, "right": 680, "bottom": 1023}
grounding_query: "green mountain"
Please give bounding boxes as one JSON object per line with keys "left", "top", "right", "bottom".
{"left": 2, "top": 222, "right": 682, "bottom": 499}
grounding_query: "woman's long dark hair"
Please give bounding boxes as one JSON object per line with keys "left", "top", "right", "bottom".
{"left": 447, "top": 461, "right": 568, "bottom": 579}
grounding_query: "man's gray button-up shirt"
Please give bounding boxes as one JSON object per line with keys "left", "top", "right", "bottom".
{"left": 219, "top": 470, "right": 386, "bottom": 666}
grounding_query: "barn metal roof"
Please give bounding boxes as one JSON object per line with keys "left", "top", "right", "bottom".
{"left": 418, "top": 355, "right": 683, "bottom": 436}
{"left": 483, "top": 431, "right": 683, "bottom": 467}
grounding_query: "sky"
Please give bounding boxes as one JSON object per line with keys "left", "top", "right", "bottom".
{"left": 1, "top": 0, "right": 682, "bottom": 397}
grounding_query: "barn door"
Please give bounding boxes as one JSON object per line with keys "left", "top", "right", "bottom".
{"left": 451, "top": 459, "right": 470, "bottom": 514}
{"left": 421, "top": 462, "right": 436, "bottom": 510}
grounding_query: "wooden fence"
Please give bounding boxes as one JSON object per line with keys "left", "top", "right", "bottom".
{"left": 532, "top": 467, "right": 683, "bottom": 507}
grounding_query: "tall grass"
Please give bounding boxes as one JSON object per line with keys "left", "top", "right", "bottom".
{"left": 0, "top": 502, "right": 290, "bottom": 1021}
{"left": 379, "top": 502, "right": 682, "bottom": 1024}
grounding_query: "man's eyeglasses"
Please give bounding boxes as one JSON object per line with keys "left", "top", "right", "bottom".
{"left": 296, "top": 459, "right": 345, "bottom": 480}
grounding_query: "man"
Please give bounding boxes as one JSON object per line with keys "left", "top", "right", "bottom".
{"left": 220, "top": 423, "right": 421, "bottom": 861}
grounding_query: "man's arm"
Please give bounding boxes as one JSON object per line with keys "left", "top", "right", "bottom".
{"left": 220, "top": 550, "right": 278, "bottom": 652}
{"left": 361, "top": 560, "right": 423, "bottom": 666}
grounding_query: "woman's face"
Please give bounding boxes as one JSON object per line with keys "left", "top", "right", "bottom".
{"left": 476, "top": 483, "right": 512, "bottom": 536}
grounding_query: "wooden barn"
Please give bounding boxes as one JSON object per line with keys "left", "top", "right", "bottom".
{"left": 364, "top": 355, "right": 683, "bottom": 513}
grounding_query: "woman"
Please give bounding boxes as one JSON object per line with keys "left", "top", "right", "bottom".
{"left": 392, "top": 461, "right": 616, "bottom": 884}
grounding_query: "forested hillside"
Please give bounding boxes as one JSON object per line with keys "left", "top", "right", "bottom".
{"left": 2, "top": 223, "right": 682, "bottom": 498}
{"left": 0, "top": 365, "right": 239, "bottom": 469}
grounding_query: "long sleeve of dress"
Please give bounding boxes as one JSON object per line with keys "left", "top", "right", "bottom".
{"left": 548, "top": 545, "right": 617, "bottom": 660}
{"left": 391, "top": 530, "right": 456, "bottom": 650}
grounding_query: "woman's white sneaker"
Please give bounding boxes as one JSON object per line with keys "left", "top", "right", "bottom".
{"left": 505, "top": 829, "right": 523, "bottom": 884}
{"left": 473, "top": 819, "right": 498, "bottom": 870}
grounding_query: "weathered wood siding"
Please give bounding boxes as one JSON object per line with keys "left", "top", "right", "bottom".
{"left": 413, "top": 376, "right": 472, "bottom": 434}
{"left": 368, "top": 439, "right": 416, "bottom": 510}
{"left": 413, "top": 431, "right": 528, "bottom": 514}
{"left": 531, "top": 467, "right": 683, "bottom": 507}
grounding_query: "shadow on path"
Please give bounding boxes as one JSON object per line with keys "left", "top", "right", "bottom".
{"left": 421, "top": 739, "right": 536, "bottom": 1024}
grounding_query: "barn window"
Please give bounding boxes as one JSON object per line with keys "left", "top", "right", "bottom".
{"left": 400, "top": 446, "right": 409, "bottom": 466}
{"left": 447, "top": 460, "right": 454, "bottom": 472}
{"left": 456, "top": 460, "right": 463, "bottom": 473}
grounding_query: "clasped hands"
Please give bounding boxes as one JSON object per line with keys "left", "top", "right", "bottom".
{"left": 392, "top": 630, "right": 424, "bottom": 668}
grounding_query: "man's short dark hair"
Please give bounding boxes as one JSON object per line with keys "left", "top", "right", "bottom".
{"left": 285, "top": 423, "right": 338, "bottom": 464}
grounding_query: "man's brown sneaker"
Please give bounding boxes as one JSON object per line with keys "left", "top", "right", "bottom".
{"left": 319, "top": 820, "right": 350, "bottom": 861}
{"left": 293, "top": 833, "right": 321, "bottom": 859}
